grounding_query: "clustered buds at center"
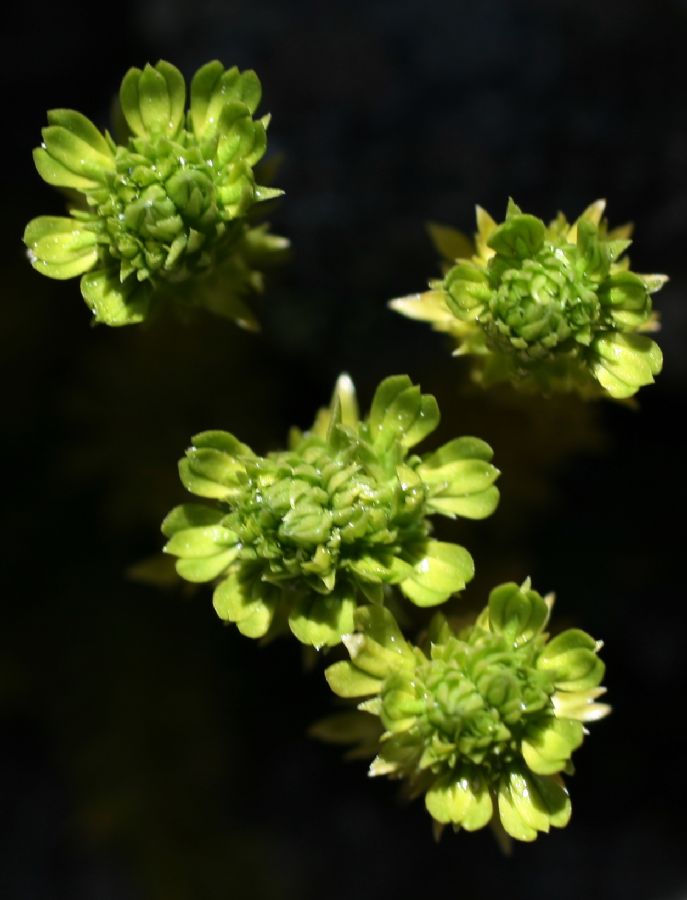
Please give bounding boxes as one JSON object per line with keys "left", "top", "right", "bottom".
{"left": 24, "top": 60, "right": 286, "bottom": 327}
{"left": 391, "top": 200, "right": 666, "bottom": 399}
{"left": 325, "top": 580, "right": 609, "bottom": 841}
{"left": 162, "top": 374, "right": 499, "bottom": 647}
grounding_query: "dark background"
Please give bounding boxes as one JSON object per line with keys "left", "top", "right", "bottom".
{"left": 2, "top": 1, "right": 687, "bottom": 898}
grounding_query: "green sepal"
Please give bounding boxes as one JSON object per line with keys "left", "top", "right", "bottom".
{"left": 425, "top": 771, "right": 493, "bottom": 830}
{"left": 591, "top": 333, "right": 662, "bottom": 398}
{"left": 498, "top": 768, "right": 571, "bottom": 841}
{"left": 399, "top": 540, "right": 474, "bottom": 607}
{"left": 419, "top": 436, "right": 499, "bottom": 520}
{"left": 191, "top": 430, "right": 255, "bottom": 458}
{"left": 38, "top": 110, "right": 114, "bottom": 185}
{"left": 355, "top": 604, "right": 412, "bottom": 656}
{"left": 521, "top": 717, "right": 584, "bottom": 774}
{"left": 164, "top": 524, "right": 237, "bottom": 558}
{"left": 24, "top": 216, "right": 99, "bottom": 280}
{"left": 342, "top": 633, "right": 413, "bottom": 681}
{"left": 537, "top": 628, "right": 605, "bottom": 691}
{"left": 120, "top": 61, "right": 186, "bottom": 138}
{"left": 487, "top": 580, "right": 550, "bottom": 645}
{"left": 601, "top": 271, "right": 651, "bottom": 329}
{"left": 80, "top": 268, "right": 152, "bottom": 325}
{"left": 178, "top": 458, "right": 235, "bottom": 500}
{"left": 444, "top": 263, "right": 491, "bottom": 317}
{"left": 324, "top": 661, "right": 382, "bottom": 698}
{"left": 176, "top": 548, "right": 238, "bottom": 583}
{"left": 488, "top": 213, "right": 545, "bottom": 259}
{"left": 368, "top": 376, "right": 440, "bottom": 450}
{"left": 288, "top": 589, "right": 356, "bottom": 648}
{"left": 183, "top": 446, "right": 247, "bottom": 491}
{"left": 190, "top": 61, "right": 262, "bottom": 138}
{"left": 213, "top": 568, "right": 278, "bottom": 638}
{"left": 161, "top": 503, "right": 224, "bottom": 538}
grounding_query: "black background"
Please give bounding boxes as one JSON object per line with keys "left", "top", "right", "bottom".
{"left": 2, "top": 1, "right": 687, "bottom": 898}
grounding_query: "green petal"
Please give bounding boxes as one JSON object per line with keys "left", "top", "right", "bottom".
{"left": 487, "top": 581, "right": 550, "bottom": 645}
{"left": 33, "top": 146, "right": 102, "bottom": 191}
{"left": 176, "top": 549, "right": 238, "bottom": 583}
{"left": 426, "top": 772, "right": 493, "bottom": 830}
{"left": 591, "top": 333, "right": 662, "bottom": 398}
{"left": 488, "top": 213, "right": 546, "bottom": 259}
{"left": 161, "top": 503, "right": 224, "bottom": 538}
{"left": 191, "top": 430, "right": 255, "bottom": 458}
{"left": 80, "top": 268, "right": 151, "bottom": 325}
{"left": 400, "top": 541, "right": 474, "bottom": 607}
{"left": 288, "top": 590, "right": 356, "bottom": 648}
{"left": 521, "top": 717, "right": 584, "bottom": 774}
{"left": 120, "top": 61, "right": 186, "bottom": 138}
{"left": 444, "top": 263, "right": 491, "bottom": 317}
{"left": 324, "top": 661, "right": 382, "bottom": 698}
{"left": 39, "top": 109, "right": 115, "bottom": 188}
{"left": 498, "top": 768, "right": 571, "bottom": 840}
{"left": 190, "top": 62, "right": 262, "bottom": 138}
{"left": 24, "top": 216, "right": 99, "bottom": 280}
{"left": 355, "top": 604, "right": 412, "bottom": 656}
{"left": 178, "top": 458, "right": 233, "bottom": 500}
{"left": 213, "top": 569, "right": 277, "bottom": 637}
{"left": 184, "top": 447, "right": 246, "bottom": 489}
{"left": 164, "top": 525, "right": 238, "bottom": 559}
{"left": 368, "top": 376, "right": 440, "bottom": 449}
{"left": 538, "top": 629, "right": 605, "bottom": 691}
{"left": 343, "top": 631, "right": 415, "bottom": 680}
{"left": 47, "top": 109, "right": 113, "bottom": 159}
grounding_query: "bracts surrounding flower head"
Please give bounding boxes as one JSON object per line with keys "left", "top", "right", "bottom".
{"left": 324, "top": 580, "right": 609, "bottom": 841}
{"left": 162, "top": 374, "right": 500, "bottom": 647}
{"left": 391, "top": 200, "right": 665, "bottom": 400}
{"left": 24, "top": 60, "right": 286, "bottom": 327}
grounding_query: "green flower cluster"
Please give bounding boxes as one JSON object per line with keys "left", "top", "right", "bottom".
{"left": 325, "top": 580, "right": 609, "bottom": 841}
{"left": 162, "top": 375, "right": 499, "bottom": 647}
{"left": 391, "top": 200, "right": 665, "bottom": 399}
{"left": 24, "top": 60, "right": 285, "bottom": 327}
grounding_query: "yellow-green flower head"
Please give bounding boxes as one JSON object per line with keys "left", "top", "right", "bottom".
{"left": 325, "top": 580, "right": 609, "bottom": 841}
{"left": 391, "top": 200, "right": 666, "bottom": 399}
{"left": 24, "top": 60, "right": 286, "bottom": 327}
{"left": 162, "top": 375, "right": 500, "bottom": 648}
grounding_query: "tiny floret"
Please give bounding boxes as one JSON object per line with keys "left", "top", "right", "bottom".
{"left": 161, "top": 374, "right": 500, "bottom": 647}
{"left": 324, "top": 580, "right": 609, "bottom": 840}
{"left": 24, "top": 60, "right": 286, "bottom": 326}
{"left": 391, "top": 200, "right": 665, "bottom": 399}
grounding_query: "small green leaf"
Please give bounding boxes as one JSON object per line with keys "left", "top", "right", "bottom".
{"left": 325, "top": 661, "right": 382, "bottom": 698}
{"left": 41, "top": 120, "right": 115, "bottom": 183}
{"left": 80, "top": 268, "right": 151, "bottom": 325}
{"left": 591, "top": 333, "right": 662, "bottom": 398}
{"left": 213, "top": 569, "right": 277, "bottom": 637}
{"left": 400, "top": 541, "right": 474, "bottom": 607}
{"left": 191, "top": 430, "right": 254, "bottom": 457}
{"left": 426, "top": 772, "right": 493, "bottom": 829}
{"left": 164, "top": 525, "right": 237, "bottom": 558}
{"left": 24, "top": 216, "right": 99, "bottom": 280}
{"left": 161, "top": 503, "right": 224, "bottom": 537}
{"left": 487, "top": 581, "right": 549, "bottom": 644}
{"left": 289, "top": 590, "right": 356, "bottom": 648}
{"left": 538, "top": 628, "right": 605, "bottom": 691}
{"left": 521, "top": 718, "right": 584, "bottom": 774}
{"left": 488, "top": 214, "right": 545, "bottom": 259}
{"left": 176, "top": 548, "right": 238, "bottom": 583}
